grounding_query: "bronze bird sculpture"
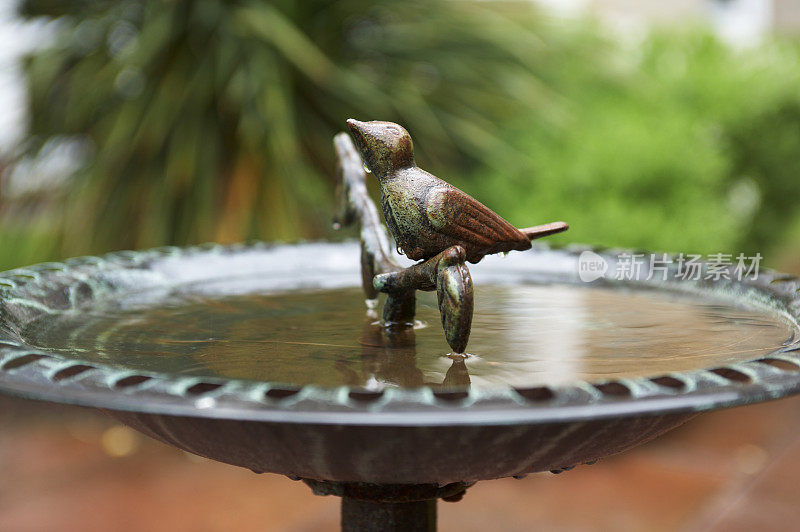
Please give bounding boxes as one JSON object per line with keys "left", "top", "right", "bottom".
{"left": 346, "top": 119, "right": 568, "bottom": 264}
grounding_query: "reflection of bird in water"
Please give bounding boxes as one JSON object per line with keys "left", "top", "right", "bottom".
{"left": 358, "top": 319, "right": 424, "bottom": 388}
{"left": 347, "top": 119, "right": 568, "bottom": 264}
{"left": 332, "top": 319, "right": 472, "bottom": 389}
{"left": 442, "top": 357, "right": 471, "bottom": 388}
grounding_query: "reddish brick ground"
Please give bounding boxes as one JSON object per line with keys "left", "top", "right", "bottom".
{"left": 1, "top": 394, "right": 799, "bottom": 531}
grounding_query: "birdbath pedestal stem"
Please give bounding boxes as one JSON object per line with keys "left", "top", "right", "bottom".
{"left": 302, "top": 479, "right": 472, "bottom": 531}
{"left": 341, "top": 497, "right": 436, "bottom": 532}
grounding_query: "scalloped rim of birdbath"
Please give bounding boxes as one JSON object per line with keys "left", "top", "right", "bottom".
{"left": 1, "top": 240, "right": 800, "bottom": 427}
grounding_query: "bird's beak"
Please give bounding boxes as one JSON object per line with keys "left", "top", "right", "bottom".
{"left": 346, "top": 118, "right": 371, "bottom": 159}
{"left": 346, "top": 118, "right": 366, "bottom": 142}
{"left": 346, "top": 118, "right": 362, "bottom": 130}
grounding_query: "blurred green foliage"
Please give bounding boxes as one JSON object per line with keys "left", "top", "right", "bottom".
{"left": 4, "top": 1, "right": 800, "bottom": 271}
{"left": 470, "top": 31, "right": 800, "bottom": 257}
{"left": 13, "top": 0, "right": 571, "bottom": 258}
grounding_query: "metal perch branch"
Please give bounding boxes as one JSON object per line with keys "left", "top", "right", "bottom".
{"left": 333, "top": 133, "right": 474, "bottom": 353}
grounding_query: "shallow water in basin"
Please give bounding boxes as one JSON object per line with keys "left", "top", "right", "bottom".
{"left": 22, "top": 284, "right": 795, "bottom": 389}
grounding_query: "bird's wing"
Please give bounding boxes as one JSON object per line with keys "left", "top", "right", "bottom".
{"left": 425, "top": 186, "right": 526, "bottom": 246}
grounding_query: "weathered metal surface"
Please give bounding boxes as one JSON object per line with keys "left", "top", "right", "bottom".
{"left": 0, "top": 242, "right": 798, "bottom": 486}
{"left": 334, "top": 132, "right": 474, "bottom": 352}
{"left": 345, "top": 119, "right": 568, "bottom": 264}
{"left": 340, "top": 120, "right": 567, "bottom": 353}
{"left": 302, "top": 480, "right": 473, "bottom": 502}
{"left": 303, "top": 480, "right": 471, "bottom": 531}
{"left": 106, "top": 408, "right": 697, "bottom": 484}
{"left": 340, "top": 498, "right": 435, "bottom": 532}
{"left": 374, "top": 245, "right": 474, "bottom": 353}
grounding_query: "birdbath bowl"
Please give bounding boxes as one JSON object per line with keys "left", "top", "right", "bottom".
{"left": 1, "top": 241, "right": 800, "bottom": 530}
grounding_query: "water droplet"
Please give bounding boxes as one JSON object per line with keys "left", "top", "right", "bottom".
{"left": 363, "top": 164, "right": 372, "bottom": 174}
{"left": 396, "top": 245, "right": 404, "bottom": 256}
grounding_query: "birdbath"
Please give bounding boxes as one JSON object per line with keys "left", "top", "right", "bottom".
{"left": 2, "top": 129, "right": 800, "bottom": 531}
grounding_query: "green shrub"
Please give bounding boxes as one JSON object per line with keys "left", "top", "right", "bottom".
{"left": 470, "top": 30, "right": 800, "bottom": 258}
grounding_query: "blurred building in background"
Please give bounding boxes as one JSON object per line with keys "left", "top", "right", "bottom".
{"left": 541, "top": 0, "right": 800, "bottom": 42}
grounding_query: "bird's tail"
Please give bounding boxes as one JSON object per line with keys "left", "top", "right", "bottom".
{"left": 519, "top": 221, "right": 569, "bottom": 241}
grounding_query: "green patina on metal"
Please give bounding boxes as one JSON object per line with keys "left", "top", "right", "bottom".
{"left": 0, "top": 241, "right": 799, "bottom": 427}
{"left": 339, "top": 120, "right": 567, "bottom": 353}
{"left": 345, "top": 120, "right": 567, "bottom": 264}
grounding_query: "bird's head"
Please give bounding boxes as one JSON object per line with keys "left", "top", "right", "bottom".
{"left": 346, "top": 119, "right": 415, "bottom": 178}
